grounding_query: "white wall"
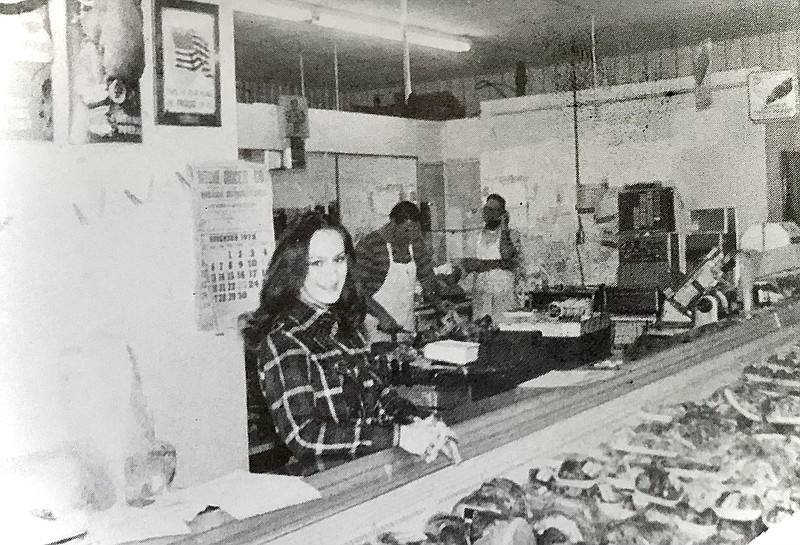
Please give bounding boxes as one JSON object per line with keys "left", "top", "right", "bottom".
{"left": 441, "top": 69, "right": 768, "bottom": 285}
{"left": 237, "top": 103, "right": 443, "bottom": 162}
{"left": 0, "top": 0, "right": 247, "bottom": 494}
{"left": 480, "top": 69, "right": 768, "bottom": 230}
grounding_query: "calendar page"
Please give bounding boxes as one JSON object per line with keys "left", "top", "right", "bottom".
{"left": 193, "top": 164, "right": 274, "bottom": 331}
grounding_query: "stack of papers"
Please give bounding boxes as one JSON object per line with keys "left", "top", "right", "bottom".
{"left": 423, "top": 340, "right": 480, "bottom": 365}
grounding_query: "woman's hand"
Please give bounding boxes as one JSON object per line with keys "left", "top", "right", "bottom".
{"left": 399, "top": 416, "right": 461, "bottom": 465}
{"left": 377, "top": 316, "right": 404, "bottom": 335}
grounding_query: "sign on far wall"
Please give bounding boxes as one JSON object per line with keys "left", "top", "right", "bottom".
{"left": 748, "top": 69, "right": 798, "bottom": 122}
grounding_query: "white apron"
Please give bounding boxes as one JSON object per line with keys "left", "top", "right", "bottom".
{"left": 366, "top": 243, "right": 417, "bottom": 343}
{"left": 473, "top": 229, "right": 515, "bottom": 324}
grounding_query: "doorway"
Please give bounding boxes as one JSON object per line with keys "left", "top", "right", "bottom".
{"left": 781, "top": 150, "right": 800, "bottom": 224}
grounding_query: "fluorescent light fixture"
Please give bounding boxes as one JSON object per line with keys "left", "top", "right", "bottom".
{"left": 314, "top": 12, "right": 469, "bottom": 52}
{"left": 257, "top": 2, "right": 470, "bottom": 52}
{"left": 406, "top": 30, "right": 471, "bottom": 53}
{"left": 261, "top": 2, "right": 314, "bottom": 22}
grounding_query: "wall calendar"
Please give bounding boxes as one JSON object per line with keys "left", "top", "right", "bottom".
{"left": 192, "top": 164, "right": 274, "bottom": 331}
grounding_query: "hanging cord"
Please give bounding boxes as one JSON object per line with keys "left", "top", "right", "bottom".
{"left": 571, "top": 49, "right": 586, "bottom": 287}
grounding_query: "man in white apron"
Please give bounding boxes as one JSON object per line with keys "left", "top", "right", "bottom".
{"left": 460, "top": 194, "right": 520, "bottom": 324}
{"left": 356, "top": 201, "right": 438, "bottom": 343}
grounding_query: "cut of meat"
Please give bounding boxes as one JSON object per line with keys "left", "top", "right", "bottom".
{"left": 723, "top": 386, "right": 765, "bottom": 422}
{"left": 597, "top": 502, "right": 635, "bottom": 521}
{"left": 713, "top": 491, "right": 763, "bottom": 522}
{"left": 765, "top": 394, "right": 800, "bottom": 424}
{"left": 610, "top": 429, "right": 681, "bottom": 458}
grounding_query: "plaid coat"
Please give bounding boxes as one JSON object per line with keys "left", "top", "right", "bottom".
{"left": 256, "top": 297, "right": 421, "bottom": 474}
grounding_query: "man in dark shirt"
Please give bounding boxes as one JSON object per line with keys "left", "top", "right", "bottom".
{"left": 355, "top": 201, "right": 439, "bottom": 341}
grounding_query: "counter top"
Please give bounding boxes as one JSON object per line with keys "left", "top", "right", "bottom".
{"left": 121, "top": 303, "right": 800, "bottom": 545}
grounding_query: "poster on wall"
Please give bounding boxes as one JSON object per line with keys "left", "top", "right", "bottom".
{"left": 67, "top": 0, "right": 145, "bottom": 143}
{"left": 0, "top": 5, "right": 53, "bottom": 140}
{"left": 155, "top": 0, "right": 221, "bottom": 127}
{"left": 748, "top": 69, "right": 798, "bottom": 122}
{"left": 193, "top": 164, "right": 274, "bottom": 332}
{"left": 278, "top": 95, "right": 310, "bottom": 139}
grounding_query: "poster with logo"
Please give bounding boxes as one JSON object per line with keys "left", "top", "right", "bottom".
{"left": 748, "top": 69, "right": 797, "bottom": 122}
{"left": 155, "top": 0, "right": 220, "bottom": 126}
{"left": 193, "top": 164, "right": 274, "bottom": 331}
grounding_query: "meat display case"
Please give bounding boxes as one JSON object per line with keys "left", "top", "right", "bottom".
{"left": 128, "top": 302, "right": 800, "bottom": 545}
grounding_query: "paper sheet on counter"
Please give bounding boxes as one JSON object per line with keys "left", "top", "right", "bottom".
{"left": 3, "top": 512, "right": 88, "bottom": 545}
{"left": 517, "top": 370, "right": 617, "bottom": 389}
{"left": 162, "top": 469, "right": 321, "bottom": 520}
{"left": 84, "top": 504, "right": 191, "bottom": 545}
{"left": 80, "top": 470, "right": 320, "bottom": 545}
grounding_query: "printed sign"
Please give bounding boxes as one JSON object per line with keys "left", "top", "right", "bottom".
{"left": 748, "top": 69, "right": 797, "bottom": 122}
{"left": 193, "top": 164, "right": 274, "bottom": 331}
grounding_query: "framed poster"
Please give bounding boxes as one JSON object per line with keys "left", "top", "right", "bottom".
{"left": 748, "top": 69, "right": 797, "bottom": 122}
{"left": 154, "top": 0, "right": 221, "bottom": 126}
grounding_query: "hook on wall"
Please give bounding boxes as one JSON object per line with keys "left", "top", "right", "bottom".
{"left": 73, "top": 204, "right": 88, "bottom": 225}
{"left": 124, "top": 189, "right": 143, "bottom": 206}
{"left": 0, "top": 215, "right": 14, "bottom": 232}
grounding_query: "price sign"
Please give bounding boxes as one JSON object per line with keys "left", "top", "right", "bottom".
{"left": 748, "top": 69, "right": 797, "bottom": 122}
{"left": 193, "top": 164, "right": 274, "bottom": 331}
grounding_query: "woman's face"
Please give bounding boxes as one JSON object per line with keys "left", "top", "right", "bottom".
{"left": 303, "top": 229, "right": 348, "bottom": 306}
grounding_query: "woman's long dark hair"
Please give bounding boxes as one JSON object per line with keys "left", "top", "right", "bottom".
{"left": 241, "top": 211, "right": 366, "bottom": 348}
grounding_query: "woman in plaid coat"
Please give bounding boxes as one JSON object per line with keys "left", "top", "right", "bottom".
{"left": 242, "top": 212, "right": 458, "bottom": 475}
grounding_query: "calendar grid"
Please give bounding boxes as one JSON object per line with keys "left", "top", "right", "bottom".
{"left": 193, "top": 164, "right": 274, "bottom": 331}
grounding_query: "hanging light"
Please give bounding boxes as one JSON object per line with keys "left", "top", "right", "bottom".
{"left": 256, "top": 1, "right": 470, "bottom": 52}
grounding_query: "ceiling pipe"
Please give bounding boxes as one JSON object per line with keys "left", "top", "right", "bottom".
{"left": 333, "top": 42, "right": 341, "bottom": 110}
{"left": 401, "top": 0, "right": 412, "bottom": 101}
{"left": 590, "top": 15, "right": 598, "bottom": 89}
{"left": 299, "top": 52, "right": 306, "bottom": 97}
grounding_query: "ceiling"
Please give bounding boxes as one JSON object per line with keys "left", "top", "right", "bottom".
{"left": 234, "top": 0, "right": 797, "bottom": 93}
